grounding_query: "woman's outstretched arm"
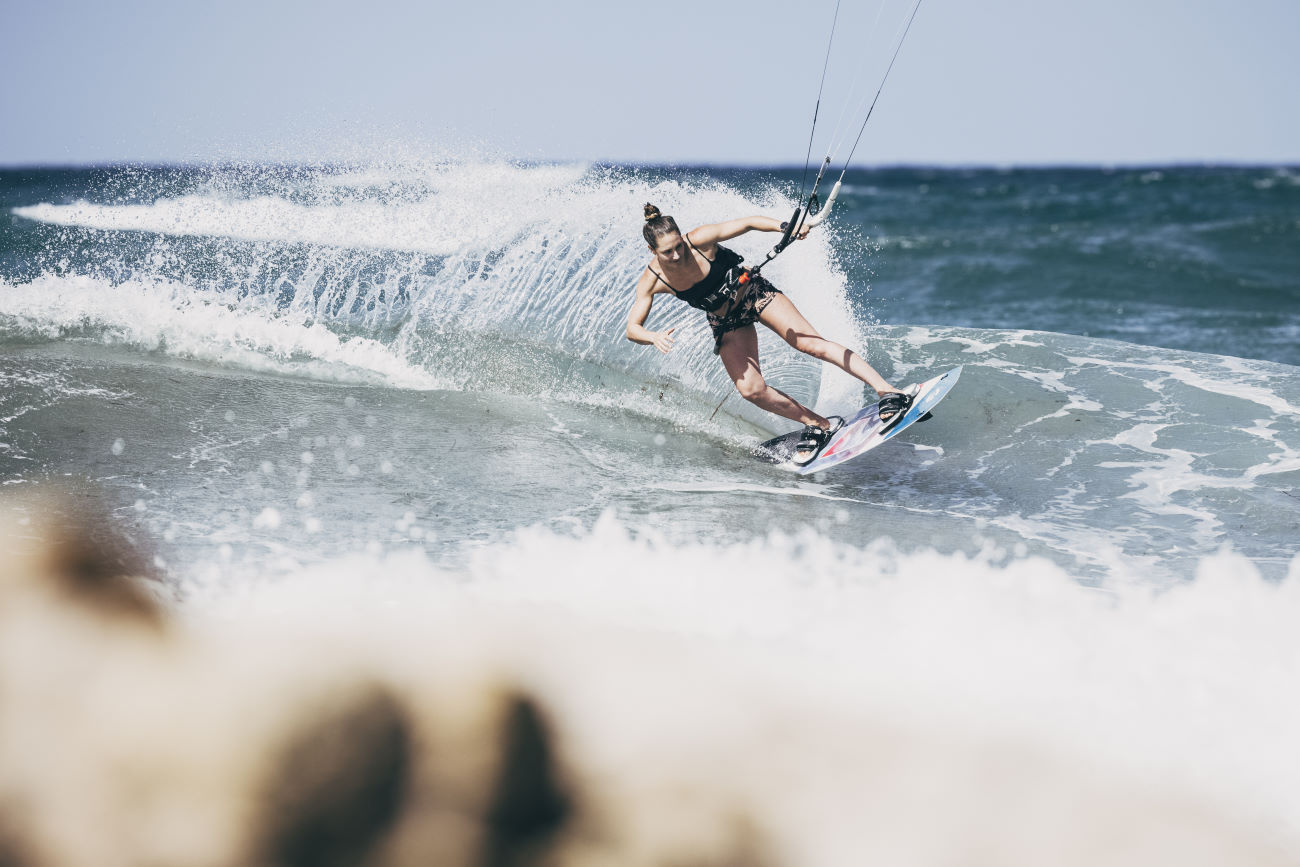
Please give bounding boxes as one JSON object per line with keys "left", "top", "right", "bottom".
{"left": 689, "top": 215, "right": 810, "bottom": 247}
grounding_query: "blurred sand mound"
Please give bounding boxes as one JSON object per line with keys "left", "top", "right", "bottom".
{"left": 0, "top": 490, "right": 1290, "bottom": 867}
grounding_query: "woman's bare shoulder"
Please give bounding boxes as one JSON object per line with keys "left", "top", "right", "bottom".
{"left": 684, "top": 227, "right": 718, "bottom": 253}
{"left": 638, "top": 264, "right": 672, "bottom": 294}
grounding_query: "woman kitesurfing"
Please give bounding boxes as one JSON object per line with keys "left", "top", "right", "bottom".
{"left": 625, "top": 204, "right": 909, "bottom": 464}
{"left": 623, "top": 0, "right": 926, "bottom": 466}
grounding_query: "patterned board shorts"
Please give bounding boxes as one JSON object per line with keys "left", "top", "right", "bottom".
{"left": 706, "top": 273, "right": 783, "bottom": 354}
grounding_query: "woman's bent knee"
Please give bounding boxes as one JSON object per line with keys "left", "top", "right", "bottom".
{"left": 735, "top": 377, "right": 767, "bottom": 402}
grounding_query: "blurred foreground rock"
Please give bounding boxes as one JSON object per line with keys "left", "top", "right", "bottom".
{"left": 0, "top": 490, "right": 1291, "bottom": 866}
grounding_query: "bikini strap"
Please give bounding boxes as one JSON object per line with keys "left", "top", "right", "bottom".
{"left": 647, "top": 267, "right": 678, "bottom": 294}
{"left": 649, "top": 232, "right": 714, "bottom": 295}
{"left": 684, "top": 232, "right": 716, "bottom": 264}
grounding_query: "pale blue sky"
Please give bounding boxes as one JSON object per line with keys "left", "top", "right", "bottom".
{"left": 3, "top": 0, "right": 1298, "bottom": 166}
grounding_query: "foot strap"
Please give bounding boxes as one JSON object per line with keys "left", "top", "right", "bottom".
{"left": 877, "top": 391, "right": 914, "bottom": 434}
{"left": 793, "top": 417, "right": 844, "bottom": 466}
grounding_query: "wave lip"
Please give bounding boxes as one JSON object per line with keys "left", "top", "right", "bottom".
{"left": 0, "top": 274, "right": 443, "bottom": 389}
{"left": 11, "top": 161, "right": 595, "bottom": 256}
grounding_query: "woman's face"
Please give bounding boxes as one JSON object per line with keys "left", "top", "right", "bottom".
{"left": 652, "top": 231, "right": 687, "bottom": 264}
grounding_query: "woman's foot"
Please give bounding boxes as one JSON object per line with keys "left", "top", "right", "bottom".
{"left": 876, "top": 391, "right": 914, "bottom": 433}
{"left": 793, "top": 417, "right": 844, "bottom": 466}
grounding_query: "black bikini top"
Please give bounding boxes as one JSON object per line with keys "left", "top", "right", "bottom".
{"left": 650, "top": 235, "right": 745, "bottom": 313}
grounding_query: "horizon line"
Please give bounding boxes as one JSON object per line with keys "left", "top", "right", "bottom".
{"left": 1, "top": 158, "right": 1297, "bottom": 172}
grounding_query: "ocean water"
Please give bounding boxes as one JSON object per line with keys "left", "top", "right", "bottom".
{"left": 3, "top": 161, "right": 1300, "bottom": 843}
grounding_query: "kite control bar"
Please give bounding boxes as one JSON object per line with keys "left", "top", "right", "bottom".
{"left": 775, "top": 206, "right": 802, "bottom": 253}
{"left": 751, "top": 170, "right": 843, "bottom": 277}
{"left": 748, "top": 205, "right": 801, "bottom": 278}
{"left": 750, "top": 175, "right": 840, "bottom": 278}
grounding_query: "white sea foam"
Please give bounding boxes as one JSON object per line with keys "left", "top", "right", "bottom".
{"left": 190, "top": 515, "right": 1300, "bottom": 849}
{"left": 1066, "top": 353, "right": 1300, "bottom": 417}
{"left": 12, "top": 162, "right": 594, "bottom": 256}
{"left": 0, "top": 274, "right": 442, "bottom": 389}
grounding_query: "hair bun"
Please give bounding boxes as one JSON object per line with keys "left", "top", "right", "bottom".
{"left": 643, "top": 203, "right": 661, "bottom": 222}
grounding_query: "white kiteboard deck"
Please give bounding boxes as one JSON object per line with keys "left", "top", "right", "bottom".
{"left": 755, "top": 365, "right": 963, "bottom": 474}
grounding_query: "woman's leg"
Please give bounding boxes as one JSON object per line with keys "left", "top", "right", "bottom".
{"left": 718, "top": 324, "right": 830, "bottom": 428}
{"left": 757, "top": 294, "right": 899, "bottom": 395}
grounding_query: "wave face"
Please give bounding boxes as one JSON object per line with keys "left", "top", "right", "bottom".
{"left": 4, "top": 162, "right": 866, "bottom": 431}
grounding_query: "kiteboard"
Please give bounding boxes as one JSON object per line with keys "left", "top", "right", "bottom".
{"left": 755, "top": 365, "right": 963, "bottom": 474}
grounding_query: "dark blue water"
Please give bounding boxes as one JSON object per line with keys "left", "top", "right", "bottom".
{"left": 709, "top": 165, "right": 1300, "bottom": 366}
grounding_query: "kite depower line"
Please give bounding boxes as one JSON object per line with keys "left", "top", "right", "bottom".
{"left": 706, "top": 0, "right": 927, "bottom": 422}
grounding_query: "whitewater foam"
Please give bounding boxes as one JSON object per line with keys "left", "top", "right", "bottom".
{"left": 12, "top": 161, "right": 594, "bottom": 256}
{"left": 0, "top": 274, "right": 442, "bottom": 389}
{"left": 185, "top": 515, "right": 1300, "bottom": 847}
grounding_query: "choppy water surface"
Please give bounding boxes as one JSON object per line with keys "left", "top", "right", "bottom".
{"left": 2, "top": 160, "right": 1299, "bottom": 843}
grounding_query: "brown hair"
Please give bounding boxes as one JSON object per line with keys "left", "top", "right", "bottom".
{"left": 642, "top": 203, "right": 680, "bottom": 248}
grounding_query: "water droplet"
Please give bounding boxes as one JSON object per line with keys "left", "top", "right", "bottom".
{"left": 253, "top": 507, "right": 282, "bottom": 530}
